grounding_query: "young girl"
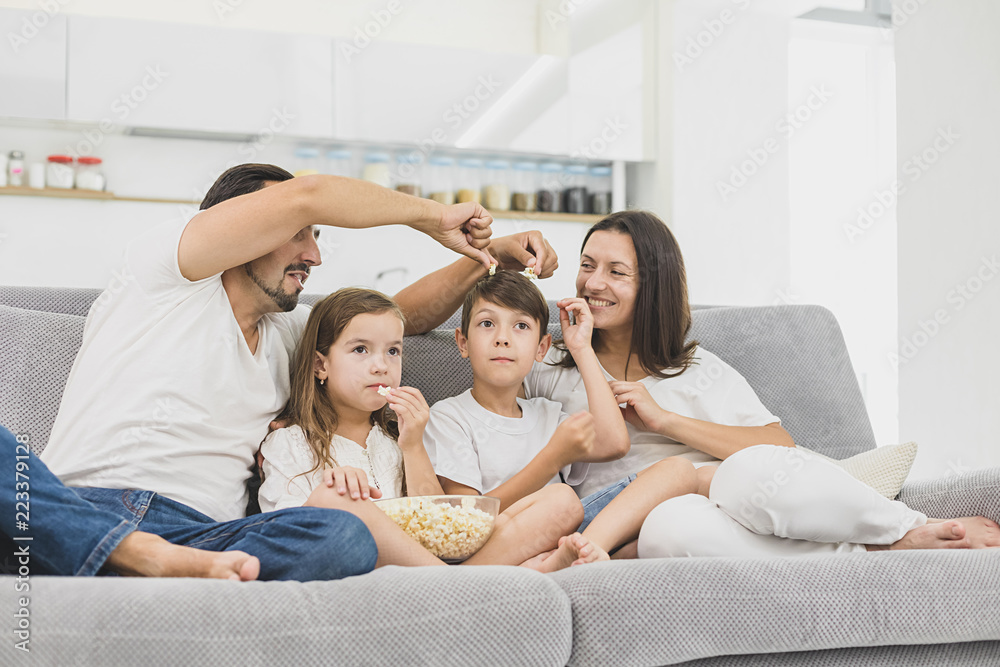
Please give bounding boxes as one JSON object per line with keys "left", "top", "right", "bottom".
{"left": 258, "top": 287, "right": 602, "bottom": 570}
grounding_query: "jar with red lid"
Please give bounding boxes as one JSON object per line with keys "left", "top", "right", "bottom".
{"left": 46, "top": 155, "right": 75, "bottom": 189}
{"left": 76, "top": 157, "right": 105, "bottom": 191}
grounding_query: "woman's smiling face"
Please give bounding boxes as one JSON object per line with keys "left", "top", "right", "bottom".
{"left": 575, "top": 230, "right": 639, "bottom": 334}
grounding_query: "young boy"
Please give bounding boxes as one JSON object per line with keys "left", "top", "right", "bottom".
{"left": 424, "top": 270, "right": 699, "bottom": 568}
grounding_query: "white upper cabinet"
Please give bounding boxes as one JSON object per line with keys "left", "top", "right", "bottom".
{"left": 333, "top": 40, "right": 572, "bottom": 155}
{"left": 66, "top": 16, "right": 333, "bottom": 137}
{"left": 0, "top": 9, "right": 67, "bottom": 120}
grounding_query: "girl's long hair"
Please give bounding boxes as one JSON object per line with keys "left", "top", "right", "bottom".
{"left": 277, "top": 288, "right": 404, "bottom": 475}
{"left": 555, "top": 210, "right": 698, "bottom": 378}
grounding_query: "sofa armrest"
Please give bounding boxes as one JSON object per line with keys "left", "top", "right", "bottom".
{"left": 898, "top": 466, "right": 1000, "bottom": 522}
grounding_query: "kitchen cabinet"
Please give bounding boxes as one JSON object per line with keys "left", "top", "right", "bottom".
{"left": 333, "top": 40, "right": 572, "bottom": 155}
{"left": 0, "top": 8, "right": 66, "bottom": 120}
{"left": 66, "top": 16, "right": 333, "bottom": 137}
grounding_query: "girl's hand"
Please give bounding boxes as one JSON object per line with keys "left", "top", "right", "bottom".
{"left": 557, "top": 298, "right": 595, "bottom": 355}
{"left": 385, "top": 386, "right": 430, "bottom": 448}
{"left": 608, "top": 380, "right": 670, "bottom": 434}
{"left": 323, "top": 466, "right": 382, "bottom": 500}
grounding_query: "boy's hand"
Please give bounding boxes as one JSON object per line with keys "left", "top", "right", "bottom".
{"left": 609, "top": 380, "right": 669, "bottom": 434}
{"left": 548, "top": 411, "right": 597, "bottom": 466}
{"left": 323, "top": 466, "right": 382, "bottom": 500}
{"left": 557, "top": 298, "right": 595, "bottom": 354}
{"left": 385, "top": 386, "right": 430, "bottom": 448}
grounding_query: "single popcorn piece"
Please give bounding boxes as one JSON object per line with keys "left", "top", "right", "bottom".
{"left": 377, "top": 385, "right": 392, "bottom": 397}
{"left": 520, "top": 266, "right": 536, "bottom": 280}
{"left": 379, "top": 498, "right": 496, "bottom": 561}
{"left": 489, "top": 263, "right": 497, "bottom": 276}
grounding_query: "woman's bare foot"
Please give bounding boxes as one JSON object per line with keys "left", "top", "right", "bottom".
{"left": 929, "top": 516, "right": 1000, "bottom": 548}
{"left": 886, "top": 520, "right": 970, "bottom": 551}
{"left": 520, "top": 533, "right": 608, "bottom": 573}
{"left": 106, "top": 532, "right": 260, "bottom": 580}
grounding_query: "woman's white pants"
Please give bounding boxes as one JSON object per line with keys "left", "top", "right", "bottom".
{"left": 637, "top": 445, "right": 927, "bottom": 558}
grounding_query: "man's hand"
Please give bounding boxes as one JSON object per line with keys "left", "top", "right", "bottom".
{"left": 423, "top": 201, "right": 495, "bottom": 269}
{"left": 489, "top": 231, "right": 559, "bottom": 278}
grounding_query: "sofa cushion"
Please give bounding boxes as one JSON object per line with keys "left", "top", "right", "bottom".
{"left": 800, "top": 442, "right": 919, "bottom": 499}
{"left": 552, "top": 550, "right": 1000, "bottom": 667}
{"left": 5, "top": 566, "right": 572, "bottom": 667}
{"left": 690, "top": 305, "right": 876, "bottom": 459}
{"left": 0, "top": 285, "right": 102, "bottom": 317}
{"left": 0, "top": 305, "right": 85, "bottom": 455}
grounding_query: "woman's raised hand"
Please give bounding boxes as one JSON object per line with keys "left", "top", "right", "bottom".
{"left": 323, "top": 466, "right": 382, "bottom": 500}
{"left": 557, "top": 298, "right": 595, "bottom": 354}
{"left": 609, "top": 380, "right": 669, "bottom": 434}
{"left": 385, "top": 386, "right": 430, "bottom": 448}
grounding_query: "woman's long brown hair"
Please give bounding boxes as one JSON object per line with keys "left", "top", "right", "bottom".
{"left": 555, "top": 210, "right": 698, "bottom": 378}
{"left": 277, "top": 288, "right": 404, "bottom": 476}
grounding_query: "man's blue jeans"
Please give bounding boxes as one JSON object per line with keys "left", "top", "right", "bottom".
{"left": 0, "top": 427, "right": 377, "bottom": 581}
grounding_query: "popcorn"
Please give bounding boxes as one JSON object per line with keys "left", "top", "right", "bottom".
{"left": 489, "top": 263, "right": 497, "bottom": 276}
{"left": 520, "top": 266, "right": 536, "bottom": 280}
{"left": 377, "top": 385, "right": 392, "bottom": 397}
{"left": 378, "top": 497, "right": 496, "bottom": 561}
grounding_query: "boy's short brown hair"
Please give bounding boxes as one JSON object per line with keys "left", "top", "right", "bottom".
{"left": 460, "top": 270, "right": 549, "bottom": 339}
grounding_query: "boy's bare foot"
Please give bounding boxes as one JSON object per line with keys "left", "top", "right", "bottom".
{"left": 107, "top": 532, "right": 260, "bottom": 581}
{"left": 519, "top": 533, "right": 608, "bottom": 573}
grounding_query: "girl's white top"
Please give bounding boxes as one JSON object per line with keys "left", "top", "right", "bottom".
{"left": 524, "top": 345, "right": 780, "bottom": 497}
{"left": 258, "top": 424, "right": 404, "bottom": 512}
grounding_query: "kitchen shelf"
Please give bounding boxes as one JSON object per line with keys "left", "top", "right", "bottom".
{"left": 0, "top": 186, "right": 606, "bottom": 222}
{"left": 0, "top": 186, "right": 195, "bottom": 205}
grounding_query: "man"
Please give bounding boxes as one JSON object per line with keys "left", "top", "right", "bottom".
{"left": 16, "top": 163, "right": 557, "bottom": 581}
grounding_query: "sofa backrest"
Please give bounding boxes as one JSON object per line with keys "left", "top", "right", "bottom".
{"left": 0, "top": 288, "right": 876, "bottom": 459}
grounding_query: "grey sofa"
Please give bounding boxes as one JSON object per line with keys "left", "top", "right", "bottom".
{"left": 1, "top": 285, "right": 998, "bottom": 667}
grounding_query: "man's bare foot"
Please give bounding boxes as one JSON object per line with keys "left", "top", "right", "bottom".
{"left": 107, "top": 532, "right": 260, "bottom": 581}
{"left": 886, "top": 520, "right": 970, "bottom": 551}
{"left": 519, "top": 533, "right": 608, "bottom": 573}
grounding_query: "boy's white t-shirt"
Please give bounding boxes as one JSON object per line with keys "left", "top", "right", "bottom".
{"left": 424, "top": 389, "right": 588, "bottom": 495}
{"left": 524, "top": 346, "right": 780, "bottom": 497}
{"left": 41, "top": 217, "right": 310, "bottom": 522}
{"left": 258, "top": 424, "right": 404, "bottom": 512}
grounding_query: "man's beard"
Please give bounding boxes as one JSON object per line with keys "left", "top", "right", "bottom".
{"left": 244, "top": 263, "right": 300, "bottom": 312}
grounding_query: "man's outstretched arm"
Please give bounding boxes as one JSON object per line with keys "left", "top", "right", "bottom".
{"left": 178, "top": 175, "right": 494, "bottom": 281}
{"left": 395, "top": 230, "right": 559, "bottom": 335}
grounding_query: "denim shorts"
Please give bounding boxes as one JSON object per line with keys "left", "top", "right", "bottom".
{"left": 577, "top": 473, "right": 638, "bottom": 532}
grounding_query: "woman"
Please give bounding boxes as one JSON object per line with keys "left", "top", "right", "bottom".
{"left": 525, "top": 210, "right": 997, "bottom": 557}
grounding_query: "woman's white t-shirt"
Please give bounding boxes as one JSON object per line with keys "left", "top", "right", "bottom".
{"left": 259, "top": 424, "right": 404, "bottom": 512}
{"left": 524, "top": 346, "right": 780, "bottom": 497}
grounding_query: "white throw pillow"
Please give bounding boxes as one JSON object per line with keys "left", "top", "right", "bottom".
{"left": 797, "top": 442, "right": 918, "bottom": 499}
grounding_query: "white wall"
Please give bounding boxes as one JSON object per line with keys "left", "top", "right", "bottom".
{"left": 893, "top": 0, "right": 1000, "bottom": 478}
{"left": 666, "top": 0, "right": 792, "bottom": 308}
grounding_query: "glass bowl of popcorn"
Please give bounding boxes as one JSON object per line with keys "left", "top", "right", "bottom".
{"left": 375, "top": 495, "right": 501, "bottom": 563}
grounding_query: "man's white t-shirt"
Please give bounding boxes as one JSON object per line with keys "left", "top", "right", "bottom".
{"left": 41, "top": 217, "right": 310, "bottom": 522}
{"left": 524, "top": 346, "right": 780, "bottom": 497}
{"left": 424, "top": 389, "right": 588, "bottom": 495}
